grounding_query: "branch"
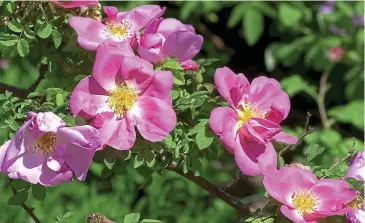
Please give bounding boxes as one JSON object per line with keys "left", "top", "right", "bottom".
{"left": 279, "top": 112, "right": 313, "bottom": 156}
{"left": 320, "top": 140, "right": 356, "bottom": 179}
{"left": 167, "top": 163, "right": 251, "bottom": 216}
{"left": 0, "top": 64, "right": 47, "bottom": 98}
{"left": 9, "top": 180, "right": 41, "bottom": 223}
{"left": 317, "top": 72, "right": 330, "bottom": 129}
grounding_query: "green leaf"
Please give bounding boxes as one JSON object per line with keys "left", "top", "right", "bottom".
{"left": 8, "top": 190, "right": 28, "bottom": 205}
{"left": 172, "top": 70, "right": 185, "bottom": 86}
{"left": 328, "top": 100, "right": 364, "bottom": 130}
{"left": 278, "top": 155, "right": 285, "bottom": 168}
{"left": 227, "top": 3, "right": 246, "bottom": 28}
{"left": 8, "top": 21, "right": 22, "bottom": 33}
{"left": 52, "top": 29, "right": 62, "bottom": 48}
{"left": 196, "top": 125, "right": 214, "bottom": 150}
{"left": 188, "top": 119, "right": 209, "bottom": 135}
{"left": 243, "top": 8, "right": 264, "bottom": 46}
{"left": 181, "top": 2, "right": 199, "bottom": 21}
{"left": 264, "top": 44, "right": 279, "bottom": 72}
{"left": 306, "top": 144, "right": 326, "bottom": 161}
{"left": 63, "top": 212, "right": 74, "bottom": 219}
{"left": 17, "top": 39, "right": 29, "bottom": 57}
{"left": 280, "top": 74, "right": 317, "bottom": 98}
{"left": 37, "top": 23, "right": 52, "bottom": 39}
{"left": 145, "top": 150, "right": 156, "bottom": 168}
{"left": 24, "top": 28, "right": 36, "bottom": 40}
{"left": 336, "top": 1, "right": 353, "bottom": 16}
{"left": 31, "top": 184, "right": 46, "bottom": 201}
{"left": 124, "top": 213, "right": 140, "bottom": 223}
{"left": 0, "top": 33, "right": 18, "bottom": 46}
{"left": 345, "top": 178, "right": 364, "bottom": 191}
{"left": 55, "top": 93, "right": 64, "bottom": 106}
{"left": 101, "top": 167, "right": 113, "bottom": 179}
{"left": 278, "top": 3, "right": 303, "bottom": 27}
{"left": 252, "top": 2, "right": 276, "bottom": 18}
{"left": 134, "top": 153, "right": 145, "bottom": 168}
{"left": 162, "top": 60, "right": 183, "bottom": 70}
{"left": 356, "top": 29, "right": 364, "bottom": 48}
{"left": 140, "top": 219, "right": 162, "bottom": 223}
{"left": 11, "top": 180, "right": 30, "bottom": 190}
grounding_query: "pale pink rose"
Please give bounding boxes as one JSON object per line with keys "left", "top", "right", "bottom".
{"left": 0, "top": 112, "right": 101, "bottom": 186}
{"left": 346, "top": 151, "right": 365, "bottom": 184}
{"left": 70, "top": 43, "right": 176, "bottom": 150}
{"left": 69, "top": 5, "right": 165, "bottom": 51}
{"left": 209, "top": 67, "right": 297, "bottom": 176}
{"left": 52, "top": 0, "right": 98, "bottom": 8}
{"left": 181, "top": 59, "right": 199, "bottom": 71}
{"left": 263, "top": 166, "right": 357, "bottom": 223}
{"left": 138, "top": 18, "right": 203, "bottom": 64}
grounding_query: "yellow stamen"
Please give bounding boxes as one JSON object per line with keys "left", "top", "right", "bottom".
{"left": 292, "top": 190, "right": 318, "bottom": 216}
{"left": 105, "top": 21, "right": 133, "bottom": 40}
{"left": 108, "top": 84, "right": 138, "bottom": 116}
{"left": 237, "top": 104, "right": 265, "bottom": 127}
{"left": 33, "top": 132, "right": 56, "bottom": 155}
{"left": 348, "top": 196, "right": 364, "bottom": 209}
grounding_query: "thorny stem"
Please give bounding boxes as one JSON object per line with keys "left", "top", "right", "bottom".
{"left": 0, "top": 64, "right": 47, "bottom": 98}
{"left": 279, "top": 112, "right": 314, "bottom": 156}
{"left": 167, "top": 163, "right": 251, "bottom": 216}
{"left": 320, "top": 140, "right": 356, "bottom": 179}
{"left": 9, "top": 179, "right": 41, "bottom": 223}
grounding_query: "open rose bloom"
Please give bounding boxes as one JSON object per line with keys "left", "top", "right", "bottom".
{"left": 138, "top": 18, "right": 203, "bottom": 64}
{"left": 0, "top": 112, "right": 101, "bottom": 186}
{"left": 210, "top": 67, "right": 297, "bottom": 176}
{"left": 69, "top": 5, "right": 165, "bottom": 50}
{"left": 70, "top": 43, "right": 176, "bottom": 150}
{"left": 263, "top": 166, "right": 357, "bottom": 223}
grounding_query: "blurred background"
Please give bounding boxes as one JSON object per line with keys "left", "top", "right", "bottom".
{"left": 0, "top": 1, "right": 364, "bottom": 222}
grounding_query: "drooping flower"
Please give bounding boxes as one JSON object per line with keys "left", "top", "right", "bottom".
{"left": 0, "top": 112, "right": 101, "bottom": 186}
{"left": 209, "top": 67, "right": 297, "bottom": 176}
{"left": 138, "top": 18, "right": 203, "bottom": 64}
{"left": 51, "top": 0, "right": 98, "bottom": 9}
{"left": 263, "top": 166, "right": 357, "bottom": 223}
{"left": 346, "top": 151, "right": 365, "bottom": 184}
{"left": 69, "top": 5, "right": 165, "bottom": 51}
{"left": 70, "top": 43, "right": 176, "bottom": 150}
{"left": 328, "top": 46, "right": 345, "bottom": 62}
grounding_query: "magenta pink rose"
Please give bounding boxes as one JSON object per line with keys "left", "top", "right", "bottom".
{"left": 348, "top": 208, "right": 365, "bottom": 223}
{"left": 69, "top": 5, "right": 165, "bottom": 51}
{"left": 0, "top": 112, "right": 101, "bottom": 186}
{"left": 70, "top": 43, "right": 176, "bottom": 150}
{"left": 52, "top": 0, "right": 98, "bottom": 9}
{"left": 263, "top": 166, "right": 357, "bottom": 223}
{"left": 209, "top": 67, "right": 297, "bottom": 176}
{"left": 138, "top": 18, "right": 203, "bottom": 64}
{"left": 181, "top": 59, "right": 199, "bottom": 71}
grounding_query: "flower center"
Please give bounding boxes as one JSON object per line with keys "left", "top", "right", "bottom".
{"left": 104, "top": 21, "right": 134, "bottom": 40}
{"left": 348, "top": 196, "right": 364, "bottom": 209}
{"left": 33, "top": 132, "right": 56, "bottom": 155}
{"left": 237, "top": 104, "right": 265, "bottom": 127}
{"left": 292, "top": 190, "right": 318, "bottom": 216}
{"left": 108, "top": 84, "right": 138, "bottom": 116}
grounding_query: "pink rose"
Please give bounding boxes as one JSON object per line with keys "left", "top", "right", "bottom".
{"left": 263, "top": 166, "right": 357, "bottom": 223}
{"left": 70, "top": 43, "right": 176, "bottom": 150}
{"left": 69, "top": 5, "right": 165, "bottom": 51}
{"left": 0, "top": 112, "right": 101, "bottom": 186}
{"left": 346, "top": 151, "right": 365, "bottom": 184}
{"left": 209, "top": 67, "right": 297, "bottom": 176}
{"left": 138, "top": 18, "right": 203, "bottom": 64}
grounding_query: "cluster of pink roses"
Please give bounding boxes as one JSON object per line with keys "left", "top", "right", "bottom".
{"left": 0, "top": 2, "right": 363, "bottom": 223}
